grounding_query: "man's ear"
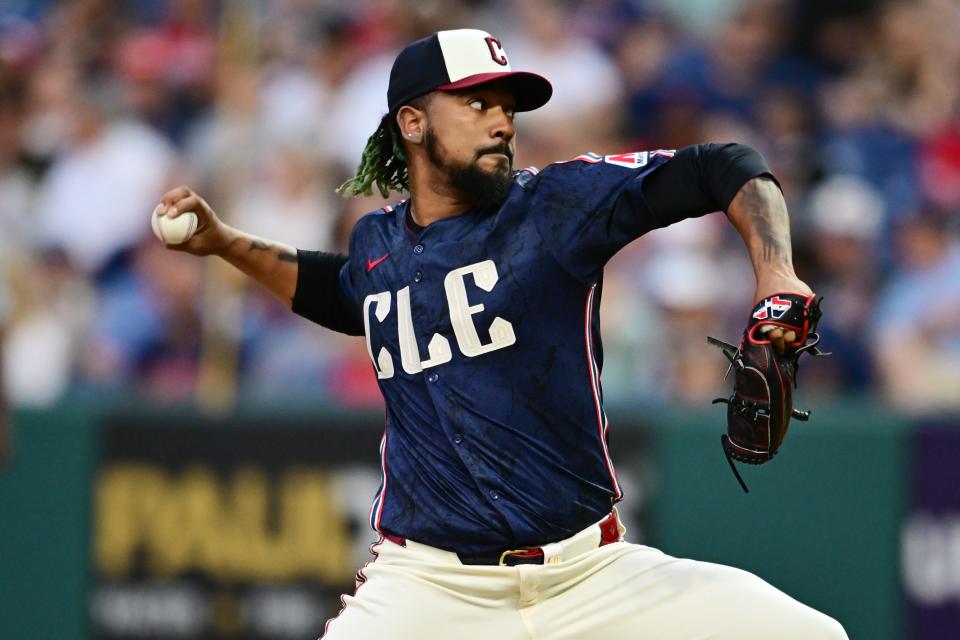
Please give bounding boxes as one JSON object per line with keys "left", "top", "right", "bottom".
{"left": 396, "top": 106, "right": 424, "bottom": 144}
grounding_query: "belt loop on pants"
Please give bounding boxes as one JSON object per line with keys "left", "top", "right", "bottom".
{"left": 457, "top": 508, "right": 624, "bottom": 567}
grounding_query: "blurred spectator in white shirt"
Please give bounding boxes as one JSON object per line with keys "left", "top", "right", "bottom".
{"left": 3, "top": 248, "right": 95, "bottom": 407}
{"left": 326, "top": 49, "right": 394, "bottom": 170}
{"left": 33, "top": 77, "right": 174, "bottom": 275}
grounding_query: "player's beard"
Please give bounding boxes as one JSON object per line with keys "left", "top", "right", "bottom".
{"left": 424, "top": 128, "right": 514, "bottom": 211}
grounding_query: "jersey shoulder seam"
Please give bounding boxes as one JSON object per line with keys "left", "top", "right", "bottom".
{"left": 353, "top": 199, "right": 405, "bottom": 232}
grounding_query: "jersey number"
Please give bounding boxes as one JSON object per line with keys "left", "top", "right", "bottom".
{"left": 362, "top": 260, "right": 516, "bottom": 379}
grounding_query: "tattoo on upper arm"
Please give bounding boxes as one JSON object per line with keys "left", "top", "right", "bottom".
{"left": 249, "top": 239, "right": 297, "bottom": 262}
{"left": 740, "top": 179, "right": 791, "bottom": 264}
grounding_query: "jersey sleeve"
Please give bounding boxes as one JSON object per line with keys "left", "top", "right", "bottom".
{"left": 526, "top": 150, "right": 679, "bottom": 283}
{"left": 641, "top": 143, "right": 777, "bottom": 223}
{"left": 526, "top": 144, "right": 775, "bottom": 282}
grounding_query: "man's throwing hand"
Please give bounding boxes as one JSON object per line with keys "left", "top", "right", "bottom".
{"left": 154, "top": 186, "right": 231, "bottom": 257}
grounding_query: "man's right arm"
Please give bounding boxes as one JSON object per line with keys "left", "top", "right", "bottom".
{"left": 158, "top": 186, "right": 299, "bottom": 304}
{"left": 219, "top": 227, "right": 300, "bottom": 303}
{"left": 157, "top": 186, "right": 364, "bottom": 335}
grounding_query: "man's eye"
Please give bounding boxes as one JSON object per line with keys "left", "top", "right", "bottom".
{"left": 505, "top": 108, "right": 515, "bottom": 118}
{"left": 469, "top": 99, "right": 484, "bottom": 110}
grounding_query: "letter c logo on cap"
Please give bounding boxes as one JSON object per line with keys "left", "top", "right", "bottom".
{"left": 485, "top": 36, "right": 508, "bottom": 66}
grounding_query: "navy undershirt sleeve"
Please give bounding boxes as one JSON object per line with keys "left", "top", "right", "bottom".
{"left": 640, "top": 143, "right": 777, "bottom": 226}
{"left": 291, "top": 250, "right": 365, "bottom": 336}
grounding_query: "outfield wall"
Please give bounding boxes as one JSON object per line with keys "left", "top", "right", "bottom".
{"left": 1, "top": 401, "right": 954, "bottom": 639}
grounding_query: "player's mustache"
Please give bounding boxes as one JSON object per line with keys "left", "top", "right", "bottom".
{"left": 476, "top": 143, "right": 513, "bottom": 161}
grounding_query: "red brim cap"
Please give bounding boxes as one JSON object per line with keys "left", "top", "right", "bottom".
{"left": 436, "top": 71, "right": 553, "bottom": 112}
{"left": 388, "top": 30, "right": 553, "bottom": 114}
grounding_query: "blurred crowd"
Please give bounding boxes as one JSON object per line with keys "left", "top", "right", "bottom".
{"left": 0, "top": 0, "right": 958, "bottom": 414}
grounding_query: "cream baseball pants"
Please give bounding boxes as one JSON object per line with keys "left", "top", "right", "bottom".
{"left": 322, "top": 512, "right": 847, "bottom": 639}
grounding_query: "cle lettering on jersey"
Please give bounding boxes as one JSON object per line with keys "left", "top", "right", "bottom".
{"left": 336, "top": 150, "right": 682, "bottom": 554}
{"left": 363, "top": 259, "right": 516, "bottom": 378}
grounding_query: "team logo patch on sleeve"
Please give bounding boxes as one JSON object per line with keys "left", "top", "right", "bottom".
{"left": 566, "top": 149, "right": 675, "bottom": 168}
{"left": 602, "top": 151, "right": 649, "bottom": 168}
{"left": 752, "top": 296, "right": 793, "bottom": 320}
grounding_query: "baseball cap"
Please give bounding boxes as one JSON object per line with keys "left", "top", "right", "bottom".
{"left": 387, "top": 29, "right": 552, "bottom": 114}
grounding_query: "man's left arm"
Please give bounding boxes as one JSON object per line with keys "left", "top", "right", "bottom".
{"left": 642, "top": 145, "right": 825, "bottom": 483}
{"left": 727, "top": 177, "right": 813, "bottom": 353}
{"left": 640, "top": 143, "right": 812, "bottom": 352}
{"left": 725, "top": 176, "right": 813, "bottom": 351}
{"left": 725, "top": 175, "right": 811, "bottom": 302}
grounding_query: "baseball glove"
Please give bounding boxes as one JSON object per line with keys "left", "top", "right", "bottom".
{"left": 708, "top": 293, "right": 827, "bottom": 493}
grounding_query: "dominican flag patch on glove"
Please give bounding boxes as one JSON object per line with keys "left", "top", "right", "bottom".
{"left": 752, "top": 296, "right": 793, "bottom": 321}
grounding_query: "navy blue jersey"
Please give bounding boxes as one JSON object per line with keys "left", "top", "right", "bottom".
{"left": 340, "top": 150, "right": 686, "bottom": 555}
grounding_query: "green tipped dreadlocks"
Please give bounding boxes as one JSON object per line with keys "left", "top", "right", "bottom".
{"left": 338, "top": 95, "right": 432, "bottom": 198}
{"left": 337, "top": 113, "right": 409, "bottom": 198}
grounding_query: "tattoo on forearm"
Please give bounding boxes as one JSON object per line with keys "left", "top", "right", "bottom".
{"left": 740, "top": 180, "right": 791, "bottom": 264}
{"left": 248, "top": 239, "right": 297, "bottom": 262}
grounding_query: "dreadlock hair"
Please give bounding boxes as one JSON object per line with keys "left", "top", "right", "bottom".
{"left": 337, "top": 95, "right": 431, "bottom": 198}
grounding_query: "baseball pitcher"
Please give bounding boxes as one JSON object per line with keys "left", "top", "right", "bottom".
{"left": 157, "top": 29, "right": 846, "bottom": 640}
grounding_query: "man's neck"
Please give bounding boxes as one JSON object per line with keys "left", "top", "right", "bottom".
{"left": 408, "top": 190, "right": 473, "bottom": 227}
{"left": 407, "top": 164, "right": 473, "bottom": 226}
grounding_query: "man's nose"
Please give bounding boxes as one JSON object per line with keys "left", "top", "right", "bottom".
{"left": 490, "top": 107, "right": 515, "bottom": 141}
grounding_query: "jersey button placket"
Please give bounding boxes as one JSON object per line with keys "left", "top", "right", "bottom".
{"left": 412, "top": 244, "right": 424, "bottom": 285}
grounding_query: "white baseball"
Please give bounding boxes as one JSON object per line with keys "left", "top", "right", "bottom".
{"left": 152, "top": 207, "right": 198, "bottom": 245}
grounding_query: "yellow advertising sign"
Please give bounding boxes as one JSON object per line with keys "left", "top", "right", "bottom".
{"left": 95, "top": 464, "right": 351, "bottom": 582}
